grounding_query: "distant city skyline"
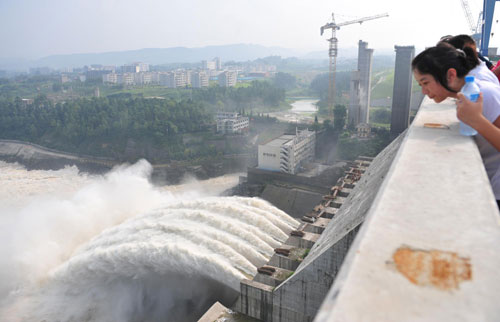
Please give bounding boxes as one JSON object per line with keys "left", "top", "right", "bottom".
{"left": 0, "top": 0, "right": 498, "bottom": 60}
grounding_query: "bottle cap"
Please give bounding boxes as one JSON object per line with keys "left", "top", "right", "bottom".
{"left": 465, "top": 75, "right": 475, "bottom": 82}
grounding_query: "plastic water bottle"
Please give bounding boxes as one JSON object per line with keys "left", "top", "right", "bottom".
{"left": 459, "top": 75, "right": 480, "bottom": 136}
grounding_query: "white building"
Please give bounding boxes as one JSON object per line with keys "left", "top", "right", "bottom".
{"left": 219, "top": 71, "right": 238, "bottom": 87}
{"left": 214, "top": 57, "right": 222, "bottom": 70}
{"left": 217, "top": 117, "right": 249, "bottom": 134}
{"left": 135, "top": 62, "right": 149, "bottom": 72}
{"left": 103, "top": 73, "right": 118, "bottom": 84}
{"left": 159, "top": 71, "right": 187, "bottom": 88}
{"left": 118, "top": 73, "right": 134, "bottom": 85}
{"left": 151, "top": 72, "right": 162, "bottom": 84}
{"left": 258, "top": 129, "right": 315, "bottom": 174}
{"left": 202, "top": 60, "right": 217, "bottom": 70}
{"left": 184, "top": 70, "right": 192, "bottom": 86}
{"left": 356, "top": 123, "right": 371, "bottom": 138}
{"left": 134, "top": 72, "right": 153, "bottom": 85}
{"left": 192, "top": 71, "right": 209, "bottom": 88}
{"left": 170, "top": 71, "right": 187, "bottom": 88}
{"left": 121, "top": 65, "right": 140, "bottom": 73}
{"left": 61, "top": 74, "right": 72, "bottom": 83}
{"left": 216, "top": 112, "right": 249, "bottom": 134}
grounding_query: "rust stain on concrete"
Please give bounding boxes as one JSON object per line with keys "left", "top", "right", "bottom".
{"left": 392, "top": 246, "right": 472, "bottom": 290}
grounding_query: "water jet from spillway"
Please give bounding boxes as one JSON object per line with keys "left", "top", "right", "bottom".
{"left": 0, "top": 160, "right": 299, "bottom": 321}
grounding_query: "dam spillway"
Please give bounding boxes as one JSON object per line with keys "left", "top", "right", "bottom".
{"left": 0, "top": 160, "right": 300, "bottom": 322}
{"left": 235, "top": 133, "right": 405, "bottom": 322}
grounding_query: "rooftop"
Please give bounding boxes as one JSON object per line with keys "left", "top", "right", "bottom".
{"left": 265, "top": 135, "right": 295, "bottom": 147}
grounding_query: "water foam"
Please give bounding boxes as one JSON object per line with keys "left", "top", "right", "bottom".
{"left": 0, "top": 160, "right": 299, "bottom": 321}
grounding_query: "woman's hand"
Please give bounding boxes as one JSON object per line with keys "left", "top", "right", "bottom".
{"left": 456, "top": 92, "right": 500, "bottom": 151}
{"left": 456, "top": 92, "right": 484, "bottom": 128}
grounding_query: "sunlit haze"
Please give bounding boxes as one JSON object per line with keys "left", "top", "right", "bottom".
{"left": 0, "top": 0, "right": 496, "bottom": 60}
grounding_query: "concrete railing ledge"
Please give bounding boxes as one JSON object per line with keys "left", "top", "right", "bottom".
{"left": 315, "top": 97, "right": 500, "bottom": 322}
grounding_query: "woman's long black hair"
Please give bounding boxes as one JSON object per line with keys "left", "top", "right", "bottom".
{"left": 411, "top": 44, "right": 479, "bottom": 93}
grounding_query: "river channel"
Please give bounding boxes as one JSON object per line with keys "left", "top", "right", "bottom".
{"left": 268, "top": 99, "right": 319, "bottom": 124}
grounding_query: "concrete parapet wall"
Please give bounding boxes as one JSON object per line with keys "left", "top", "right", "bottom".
{"left": 316, "top": 97, "right": 500, "bottom": 321}
{"left": 267, "top": 129, "right": 406, "bottom": 322}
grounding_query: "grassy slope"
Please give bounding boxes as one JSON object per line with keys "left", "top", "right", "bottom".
{"left": 371, "top": 69, "right": 422, "bottom": 99}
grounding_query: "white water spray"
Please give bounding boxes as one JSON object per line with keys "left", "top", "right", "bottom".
{"left": 0, "top": 160, "right": 299, "bottom": 321}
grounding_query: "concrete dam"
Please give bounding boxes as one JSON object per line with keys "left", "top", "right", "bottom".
{"left": 1, "top": 98, "right": 499, "bottom": 321}
{"left": 205, "top": 97, "right": 500, "bottom": 321}
{"left": 234, "top": 134, "right": 403, "bottom": 322}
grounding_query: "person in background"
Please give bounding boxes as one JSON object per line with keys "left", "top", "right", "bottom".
{"left": 412, "top": 45, "right": 500, "bottom": 209}
{"left": 440, "top": 34, "right": 499, "bottom": 85}
{"left": 492, "top": 59, "right": 500, "bottom": 82}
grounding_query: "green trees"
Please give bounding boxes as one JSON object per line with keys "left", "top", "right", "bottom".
{"left": 0, "top": 95, "right": 212, "bottom": 159}
{"left": 333, "top": 105, "right": 346, "bottom": 131}
{"left": 371, "top": 108, "right": 391, "bottom": 124}
{"left": 0, "top": 79, "right": 287, "bottom": 161}
{"left": 311, "top": 115, "right": 321, "bottom": 131}
{"left": 52, "top": 82, "right": 62, "bottom": 92}
{"left": 310, "top": 72, "right": 351, "bottom": 115}
{"left": 336, "top": 127, "right": 392, "bottom": 160}
{"left": 273, "top": 72, "right": 296, "bottom": 90}
{"left": 192, "top": 80, "right": 285, "bottom": 110}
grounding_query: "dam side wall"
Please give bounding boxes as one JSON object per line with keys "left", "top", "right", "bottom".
{"left": 237, "top": 131, "right": 406, "bottom": 321}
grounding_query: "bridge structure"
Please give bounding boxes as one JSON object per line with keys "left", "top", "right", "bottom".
{"left": 233, "top": 95, "right": 500, "bottom": 321}
{"left": 480, "top": 0, "right": 500, "bottom": 55}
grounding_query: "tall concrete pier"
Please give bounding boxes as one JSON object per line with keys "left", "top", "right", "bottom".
{"left": 357, "top": 40, "right": 374, "bottom": 124}
{"left": 390, "top": 45, "right": 415, "bottom": 136}
{"left": 348, "top": 70, "right": 361, "bottom": 126}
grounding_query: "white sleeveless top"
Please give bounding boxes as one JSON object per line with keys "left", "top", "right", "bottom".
{"left": 475, "top": 79, "right": 500, "bottom": 200}
{"left": 469, "top": 61, "right": 499, "bottom": 86}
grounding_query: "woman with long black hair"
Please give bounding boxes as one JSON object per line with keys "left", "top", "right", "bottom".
{"left": 412, "top": 45, "right": 500, "bottom": 208}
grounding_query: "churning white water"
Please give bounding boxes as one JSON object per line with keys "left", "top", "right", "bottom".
{"left": 0, "top": 160, "right": 299, "bottom": 321}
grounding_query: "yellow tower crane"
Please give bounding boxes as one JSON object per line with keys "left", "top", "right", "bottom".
{"left": 320, "top": 13, "right": 388, "bottom": 119}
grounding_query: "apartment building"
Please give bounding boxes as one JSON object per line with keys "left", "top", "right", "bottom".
{"left": 202, "top": 60, "right": 217, "bottom": 70}
{"left": 117, "top": 73, "right": 134, "bottom": 85}
{"left": 258, "top": 129, "right": 315, "bottom": 174}
{"left": 216, "top": 112, "right": 249, "bottom": 134}
{"left": 218, "top": 70, "right": 238, "bottom": 87}
{"left": 160, "top": 71, "right": 187, "bottom": 88}
{"left": 134, "top": 72, "right": 153, "bottom": 85}
{"left": 192, "top": 71, "right": 209, "bottom": 88}
{"left": 103, "top": 73, "right": 118, "bottom": 84}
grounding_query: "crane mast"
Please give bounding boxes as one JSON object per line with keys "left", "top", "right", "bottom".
{"left": 320, "top": 13, "right": 388, "bottom": 120}
{"left": 460, "top": 0, "right": 477, "bottom": 33}
{"left": 459, "top": 0, "right": 483, "bottom": 46}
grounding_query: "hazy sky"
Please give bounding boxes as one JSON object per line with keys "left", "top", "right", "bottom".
{"left": 0, "top": 0, "right": 498, "bottom": 59}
